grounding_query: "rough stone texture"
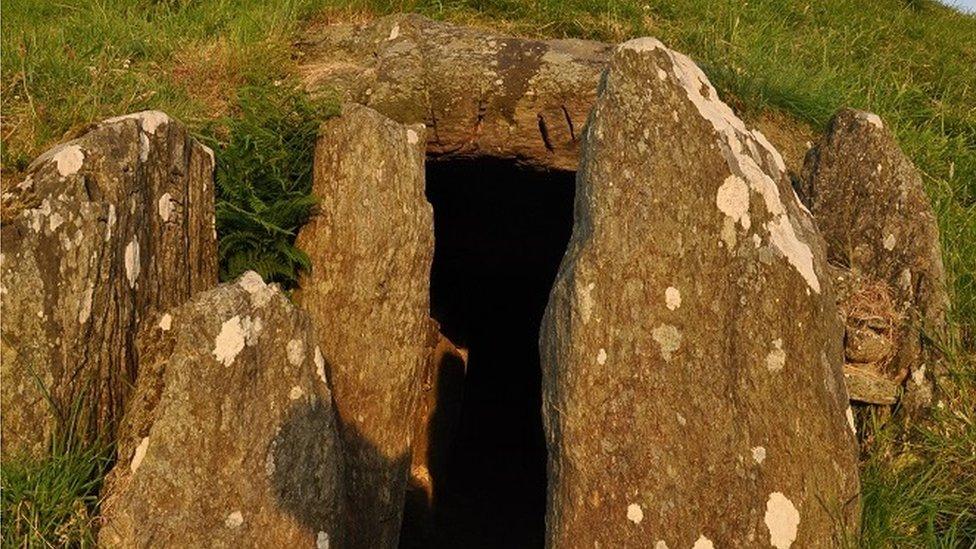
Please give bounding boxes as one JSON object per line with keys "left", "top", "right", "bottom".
{"left": 402, "top": 325, "right": 467, "bottom": 544}
{"left": 800, "top": 109, "right": 948, "bottom": 412}
{"left": 295, "top": 103, "right": 433, "bottom": 548}
{"left": 0, "top": 112, "right": 217, "bottom": 458}
{"left": 540, "top": 39, "right": 860, "bottom": 547}
{"left": 98, "top": 272, "right": 344, "bottom": 548}
{"left": 298, "top": 13, "right": 610, "bottom": 171}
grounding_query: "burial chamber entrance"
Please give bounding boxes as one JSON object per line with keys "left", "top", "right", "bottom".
{"left": 399, "top": 158, "right": 575, "bottom": 548}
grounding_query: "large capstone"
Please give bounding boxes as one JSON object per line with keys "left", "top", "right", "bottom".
{"left": 299, "top": 13, "right": 610, "bottom": 171}
{"left": 98, "top": 272, "right": 344, "bottom": 548}
{"left": 800, "top": 109, "right": 948, "bottom": 411}
{"left": 295, "top": 103, "right": 433, "bottom": 548}
{"left": 540, "top": 39, "right": 860, "bottom": 547}
{"left": 0, "top": 111, "right": 217, "bottom": 458}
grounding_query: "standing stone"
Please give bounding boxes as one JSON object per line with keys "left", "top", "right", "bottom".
{"left": 295, "top": 103, "right": 433, "bottom": 548}
{"left": 0, "top": 112, "right": 217, "bottom": 458}
{"left": 299, "top": 13, "right": 610, "bottom": 171}
{"left": 801, "top": 109, "right": 948, "bottom": 411}
{"left": 541, "top": 39, "right": 860, "bottom": 547}
{"left": 98, "top": 272, "right": 344, "bottom": 548}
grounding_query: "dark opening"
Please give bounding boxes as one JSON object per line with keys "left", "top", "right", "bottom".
{"left": 401, "top": 159, "right": 575, "bottom": 548}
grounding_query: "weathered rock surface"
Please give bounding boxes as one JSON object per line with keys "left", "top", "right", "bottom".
{"left": 299, "top": 13, "right": 610, "bottom": 171}
{"left": 801, "top": 109, "right": 948, "bottom": 411}
{"left": 0, "top": 112, "right": 217, "bottom": 458}
{"left": 402, "top": 325, "right": 467, "bottom": 544}
{"left": 541, "top": 39, "right": 860, "bottom": 547}
{"left": 98, "top": 272, "right": 344, "bottom": 548}
{"left": 295, "top": 103, "right": 433, "bottom": 548}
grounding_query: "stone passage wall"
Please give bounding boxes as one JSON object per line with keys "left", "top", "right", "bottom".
{"left": 299, "top": 13, "right": 610, "bottom": 171}
{"left": 540, "top": 39, "right": 860, "bottom": 547}
{"left": 295, "top": 104, "right": 434, "bottom": 548}
{"left": 1, "top": 112, "right": 217, "bottom": 457}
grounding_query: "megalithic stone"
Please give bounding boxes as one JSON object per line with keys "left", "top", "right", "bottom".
{"left": 98, "top": 273, "right": 345, "bottom": 548}
{"left": 800, "top": 109, "right": 949, "bottom": 413}
{"left": 540, "top": 39, "right": 860, "bottom": 548}
{"left": 1, "top": 111, "right": 217, "bottom": 458}
{"left": 295, "top": 103, "right": 434, "bottom": 548}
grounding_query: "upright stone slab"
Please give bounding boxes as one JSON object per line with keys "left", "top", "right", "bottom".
{"left": 541, "top": 39, "right": 860, "bottom": 547}
{"left": 299, "top": 13, "right": 610, "bottom": 171}
{"left": 99, "top": 272, "right": 344, "bottom": 548}
{"left": 801, "top": 109, "right": 948, "bottom": 411}
{"left": 295, "top": 103, "right": 433, "bottom": 548}
{"left": 0, "top": 112, "right": 217, "bottom": 457}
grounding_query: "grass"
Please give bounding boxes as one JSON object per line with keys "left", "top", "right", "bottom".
{"left": 1, "top": 0, "right": 974, "bottom": 546}
{"left": 0, "top": 402, "right": 111, "bottom": 549}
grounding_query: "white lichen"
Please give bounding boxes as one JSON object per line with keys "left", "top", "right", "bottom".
{"left": 665, "top": 286, "right": 682, "bottom": 311}
{"left": 124, "top": 238, "right": 141, "bottom": 288}
{"left": 652, "top": 324, "right": 682, "bottom": 362}
{"left": 53, "top": 145, "right": 85, "bottom": 177}
{"left": 238, "top": 270, "right": 275, "bottom": 308}
{"left": 287, "top": 339, "right": 306, "bottom": 366}
{"left": 314, "top": 346, "right": 328, "bottom": 385}
{"left": 765, "top": 338, "right": 786, "bottom": 372}
{"left": 578, "top": 281, "right": 596, "bottom": 324}
{"left": 130, "top": 437, "right": 150, "bottom": 473}
{"left": 157, "top": 193, "right": 173, "bottom": 222}
{"left": 78, "top": 287, "right": 94, "bottom": 324}
{"left": 388, "top": 23, "right": 400, "bottom": 40}
{"left": 406, "top": 128, "right": 419, "bottom": 145}
{"left": 752, "top": 446, "right": 767, "bottom": 465}
{"left": 596, "top": 348, "right": 608, "bottom": 365}
{"left": 765, "top": 492, "right": 800, "bottom": 549}
{"left": 213, "top": 315, "right": 247, "bottom": 366}
{"left": 626, "top": 503, "right": 643, "bottom": 524}
{"left": 225, "top": 511, "right": 244, "bottom": 529}
{"left": 289, "top": 385, "right": 305, "bottom": 400}
{"left": 692, "top": 535, "right": 714, "bottom": 549}
{"left": 846, "top": 406, "right": 857, "bottom": 435}
{"left": 316, "top": 531, "right": 330, "bottom": 549}
{"left": 716, "top": 175, "right": 751, "bottom": 230}
{"left": 883, "top": 233, "right": 896, "bottom": 251}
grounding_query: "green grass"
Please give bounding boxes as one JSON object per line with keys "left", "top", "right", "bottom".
{"left": 1, "top": 0, "right": 974, "bottom": 546}
{"left": 1, "top": 418, "right": 111, "bottom": 548}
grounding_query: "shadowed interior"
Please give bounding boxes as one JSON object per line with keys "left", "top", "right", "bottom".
{"left": 400, "top": 158, "right": 575, "bottom": 548}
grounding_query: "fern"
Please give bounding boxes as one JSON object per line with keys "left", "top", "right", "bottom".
{"left": 199, "top": 84, "right": 338, "bottom": 287}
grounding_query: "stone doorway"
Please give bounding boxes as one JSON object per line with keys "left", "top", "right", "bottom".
{"left": 401, "top": 159, "right": 575, "bottom": 548}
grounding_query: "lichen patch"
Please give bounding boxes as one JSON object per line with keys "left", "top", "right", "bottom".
{"left": 158, "top": 313, "right": 173, "bottom": 331}
{"left": 846, "top": 406, "right": 856, "bottom": 435}
{"left": 692, "top": 535, "right": 714, "bottom": 549}
{"left": 766, "top": 216, "right": 820, "bottom": 293}
{"left": 314, "top": 346, "right": 328, "bottom": 384}
{"left": 652, "top": 324, "right": 682, "bottom": 362}
{"left": 665, "top": 286, "right": 682, "bottom": 310}
{"left": 213, "top": 315, "right": 247, "bottom": 366}
{"left": 158, "top": 193, "right": 173, "bottom": 221}
{"left": 124, "top": 238, "right": 141, "bottom": 288}
{"left": 286, "top": 339, "right": 306, "bottom": 366}
{"left": 225, "top": 511, "right": 244, "bottom": 529}
{"left": 716, "top": 174, "right": 751, "bottom": 230}
{"left": 752, "top": 446, "right": 767, "bottom": 464}
{"left": 317, "top": 531, "right": 330, "bottom": 549}
{"left": 626, "top": 503, "right": 643, "bottom": 524}
{"left": 130, "top": 437, "right": 150, "bottom": 473}
{"left": 765, "top": 492, "right": 800, "bottom": 549}
{"left": 78, "top": 287, "right": 94, "bottom": 324}
{"left": 765, "top": 338, "right": 786, "bottom": 372}
{"left": 54, "top": 145, "right": 85, "bottom": 177}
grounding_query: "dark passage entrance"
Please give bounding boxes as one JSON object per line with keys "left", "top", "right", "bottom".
{"left": 401, "top": 159, "right": 575, "bottom": 548}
